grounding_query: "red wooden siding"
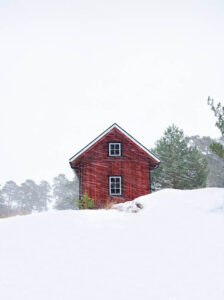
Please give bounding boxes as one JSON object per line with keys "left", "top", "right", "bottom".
{"left": 71, "top": 127, "right": 158, "bottom": 207}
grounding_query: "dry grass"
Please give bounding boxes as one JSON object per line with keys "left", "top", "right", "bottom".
{"left": 0, "top": 211, "right": 30, "bottom": 219}
{"left": 101, "top": 200, "right": 118, "bottom": 210}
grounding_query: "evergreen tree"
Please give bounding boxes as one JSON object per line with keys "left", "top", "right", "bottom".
{"left": 0, "top": 179, "right": 52, "bottom": 217}
{"left": 151, "top": 125, "right": 208, "bottom": 190}
{"left": 189, "top": 135, "right": 224, "bottom": 187}
{"left": 19, "top": 179, "right": 52, "bottom": 213}
{"left": 53, "top": 174, "right": 79, "bottom": 210}
{"left": 38, "top": 180, "right": 52, "bottom": 212}
{"left": 77, "top": 191, "right": 94, "bottom": 209}
{"left": 0, "top": 185, "right": 3, "bottom": 205}
{"left": 0, "top": 181, "right": 22, "bottom": 216}
{"left": 0, "top": 185, "right": 6, "bottom": 217}
{"left": 1, "top": 181, "right": 20, "bottom": 215}
{"left": 208, "top": 97, "right": 224, "bottom": 158}
{"left": 20, "top": 180, "right": 40, "bottom": 213}
{"left": 16, "top": 185, "right": 26, "bottom": 213}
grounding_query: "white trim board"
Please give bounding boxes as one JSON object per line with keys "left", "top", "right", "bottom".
{"left": 69, "top": 123, "right": 160, "bottom": 163}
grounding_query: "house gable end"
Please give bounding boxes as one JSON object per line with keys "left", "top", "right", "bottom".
{"left": 69, "top": 123, "right": 160, "bottom": 165}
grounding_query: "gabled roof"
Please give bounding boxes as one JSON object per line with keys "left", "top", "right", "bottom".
{"left": 69, "top": 123, "right": 160, "bottom": 163}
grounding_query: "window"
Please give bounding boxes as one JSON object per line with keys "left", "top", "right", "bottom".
{"left": 109, "top": 143, "right": 121, "bottom": 157}
{"left": 109, "top": 176, "right": 122, "bottom": 196}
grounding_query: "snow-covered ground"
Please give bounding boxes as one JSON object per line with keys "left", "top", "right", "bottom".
{"left": 0, "top": 188, "right": 224, "bottom": 300}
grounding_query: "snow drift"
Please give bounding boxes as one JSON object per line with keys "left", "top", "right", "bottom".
{"left": 0, "top": 188, "right": 224, "bottom": 300}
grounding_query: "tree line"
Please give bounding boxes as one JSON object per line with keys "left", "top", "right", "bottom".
{"left": 0, "top": 174, "right": 79, "bottom": 218}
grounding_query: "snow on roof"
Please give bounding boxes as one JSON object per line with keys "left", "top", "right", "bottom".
{"left": 69, "top": 123, "right": 160, "bottom": 163}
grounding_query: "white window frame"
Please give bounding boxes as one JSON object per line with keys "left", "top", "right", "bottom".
{"left": 109, "top": 143, "right": 121, "bottom": 157}
{"left": 109, "top": 176, "right": 122, "bottom": 196}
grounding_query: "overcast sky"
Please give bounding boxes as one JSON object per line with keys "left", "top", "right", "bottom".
{"left": 0, "top": 0, "right": 224, "bottom": 185}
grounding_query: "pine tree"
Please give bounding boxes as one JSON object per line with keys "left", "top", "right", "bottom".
{"left": 20, "top": 180, "right": 40, "bottom": 213}
{"left": 208, "top": 97, "right": 224, "bottom": 159}
{"left": 1, "top": 181, "right": 20, "bottom": 215}
{"left": 38, "top": 180, "right": 52, "bottom": 212}
{"left": 0, "top": 185, "right": 3, "bottom": 205}
{"left": 77, "top": 191, "right": 94, "bottom": 209}
{"left": 53, "top": 174, "right": 79, "bottom": 210}
{"left": 0, "top": 179, "right": 52, "bottom": 217}
{"left": 0, "top": 185, "right": 6, "bottom": 217}
{"left": 151, "top": 125, "right": 208, "bottom": 190}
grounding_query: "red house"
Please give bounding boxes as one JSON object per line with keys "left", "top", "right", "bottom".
{"left": 69, "top": 123, "right": 160, "bottom": 207}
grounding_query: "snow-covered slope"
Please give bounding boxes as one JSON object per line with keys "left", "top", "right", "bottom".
{"left": 0, "top": 188, "right": 224, "bottom": 300}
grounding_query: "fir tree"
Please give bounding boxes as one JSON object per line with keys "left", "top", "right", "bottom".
{"left": 0, "top": 179, "right": 52, "bottom": 217}
{"left": 0, "top": 185, "right": 3, "bottom": 205}
{"left": 1, "top": 181, "right": 19, "bottom": 215}
{"left": 20, "top": 180, "right": 40, "bottom": 213}
{"left": 53, "top": 174, "right": 79, "bottom": 210}
{"left": 151, "top": 125, "right": 208, "bottom": 190}
{"left": 38, "top": 180, "right": 52, "bottom": 212}
{"left": 0, "top": 185, "right": 6, "bottom": 217}
{"left": 77, "top": 191, "right": 94, "bottom": 209}
{"left": 208, "top": 97, "right": 224, "bottom": 159}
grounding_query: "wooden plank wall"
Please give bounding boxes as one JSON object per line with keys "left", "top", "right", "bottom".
{"left": 72, "top": 128, "right": 156, "bottom": 207}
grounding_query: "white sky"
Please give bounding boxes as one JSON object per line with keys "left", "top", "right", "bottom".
{"left": 0, "top": 0, "right": 224, "bottom": 185}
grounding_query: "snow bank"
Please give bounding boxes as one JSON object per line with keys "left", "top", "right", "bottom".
{"left": 0, "top": 188, "right": 224, "bottom": 300}
{"left": 115, "top": 187, "right": 224, "bottom": 213}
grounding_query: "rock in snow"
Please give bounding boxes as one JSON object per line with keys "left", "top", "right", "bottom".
{"left": 0, "top": 188, "right": 224, "bottom": 300}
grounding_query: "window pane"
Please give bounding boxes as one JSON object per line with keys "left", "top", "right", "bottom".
{"left": 109, "top": 176, "right": 122, "bottom": 195}
{"left": 109, "top": 143, "right": 121, "bottom": 156}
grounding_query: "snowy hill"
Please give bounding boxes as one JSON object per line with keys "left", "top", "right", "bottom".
{"left": 0, "top": 188, "right": 224, "bottom": 300}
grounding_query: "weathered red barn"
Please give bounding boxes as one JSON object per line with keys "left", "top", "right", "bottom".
{"left": 69, "top": 123, "right": 160, "bottom": 207}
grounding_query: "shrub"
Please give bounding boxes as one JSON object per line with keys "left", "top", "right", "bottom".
{"left": 77, "top": 191, "right": 94, "bottom": 209}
